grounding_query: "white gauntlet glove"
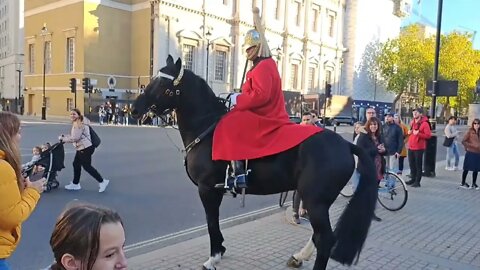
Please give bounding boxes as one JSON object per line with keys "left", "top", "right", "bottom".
{"left": 229, "top": 93, "right": 241, "bottom": 106}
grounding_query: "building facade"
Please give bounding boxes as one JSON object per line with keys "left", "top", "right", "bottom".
{"left": 24, "top": 0, "right": 150, "bottom": 117}
{"left": 24, "top": 0, "right": 345, "bottom": 117}
{"left": 153, "top": 0, "right": 345, "bottom": 107}
{"left": 341, "top": 0, "right": 409, "bottom": 120}
{"left": 0, "top": 0, "right": 24, "bottom": 113}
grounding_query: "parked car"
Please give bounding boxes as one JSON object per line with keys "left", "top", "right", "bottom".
{"left": 289, "top": 116, "right": 301, "bottom": 124}
{"left": 330, "top": 116, "right": 356, "bottom": 126}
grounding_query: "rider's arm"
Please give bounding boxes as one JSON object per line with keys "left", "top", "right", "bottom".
{"left": 235, "top": 73, "right": 273, "bottom": 111}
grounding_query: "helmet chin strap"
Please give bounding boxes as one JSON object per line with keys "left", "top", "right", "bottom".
{"left": 246, "top": 45, "right": 260, "bottom": 61}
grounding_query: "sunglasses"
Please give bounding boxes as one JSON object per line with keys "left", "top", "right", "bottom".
{"left": 474, "top": 122, "right": 480, "bottom": 125}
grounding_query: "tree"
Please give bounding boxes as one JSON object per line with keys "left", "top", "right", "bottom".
{"left": 376, "top": 24, "right": 480, "bottom": 116}
{"left": 376, "top": 24, "right": 434, "bottom": 109}
{"left": 434, "top": 32, "right": 480, "bottom": 117}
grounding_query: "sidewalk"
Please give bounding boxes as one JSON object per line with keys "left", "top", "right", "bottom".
{"left": 127, "top": 161, "right": 480, "bottom": 270}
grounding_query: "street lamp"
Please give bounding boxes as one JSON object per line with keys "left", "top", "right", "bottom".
{"left": 275, "top": 46, "right": 281, "bottom": 64}
{"left": 430, "top": 0, "right": 443, "bottom": 130}
{"left": 15, "top": 69, "right": 22, "bottom": 114}
{"left": 41, "top": 24, "right": 48, "bottom": 120}
{"left": 205, "top": 29, "right": 212, "bottom": 82}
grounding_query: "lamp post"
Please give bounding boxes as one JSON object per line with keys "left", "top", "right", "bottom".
{"left": 205, "top": 29, "right": 212, "bottom": 82}
{"left": 15, "top": 69, "right": 22, "bottom": 114}
{"left": 41, "top": 24, "right": 48, "bottom": 120}
{"left": 430, "top": 0, "right": 443, "bottom": 131}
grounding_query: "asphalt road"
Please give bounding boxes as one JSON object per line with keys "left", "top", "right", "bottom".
{"left": 9, "top": 122, "right": 464, "bottom": 269}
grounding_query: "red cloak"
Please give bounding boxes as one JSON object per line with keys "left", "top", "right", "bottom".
{"left": 212, "top": 58, "right": 321, "bottom": 160}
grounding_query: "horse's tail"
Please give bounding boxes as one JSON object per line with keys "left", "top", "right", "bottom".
{"left": 330, "top": 142, "right": 377, "bottom": 265}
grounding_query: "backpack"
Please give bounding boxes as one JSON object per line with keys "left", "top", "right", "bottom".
{"left": 88, "top": 126, "right": 101, "bottom": 148}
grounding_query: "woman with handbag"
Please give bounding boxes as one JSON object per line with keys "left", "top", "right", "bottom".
{"left": 444, "top": 116, "right": 460, "bottom": 171}
{"left": 59, "top": 109, "right": 110, "bottom": 193}
{"left": 460, "top": 119, "right": 480, "bottom": 190}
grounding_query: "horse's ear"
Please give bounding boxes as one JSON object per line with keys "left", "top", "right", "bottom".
{"left": 175, "top": 58, "right": 182, "bottom": 72}
{"left": 166, "top": 55, "right": 174, "bottom": 66}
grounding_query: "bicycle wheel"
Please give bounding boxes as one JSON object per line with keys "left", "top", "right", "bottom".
{"left": 377, "top": 172, "right": 408, "bottom": 211}
{"left": 279, "top": 191, "right": 289, "bottom": 207}
{"left": 340, "top": 171, "right": 358, "bottom": 198}
{"left": 340, "top": 181, "right": 355, "bottom": 198}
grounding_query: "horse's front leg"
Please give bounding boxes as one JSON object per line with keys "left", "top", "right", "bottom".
{"left": 199, "top": 185, "right": 225, "bottom": 270}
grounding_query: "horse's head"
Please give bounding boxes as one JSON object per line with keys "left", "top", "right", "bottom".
{"left": 131, "top": 55, "right": 184, "bottom": 120}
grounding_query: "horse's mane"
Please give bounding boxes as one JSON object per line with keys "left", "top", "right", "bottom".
{"left": 184, "top": 69, "right": 228, "bottom": 116}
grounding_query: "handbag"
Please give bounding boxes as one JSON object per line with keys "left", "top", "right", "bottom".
{"left": 442, "top": 136, "right": 454, "bottom": 147}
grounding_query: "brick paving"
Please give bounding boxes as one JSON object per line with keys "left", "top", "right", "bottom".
{"left": 128, "top": 161, "right": 480, "bottom": 270}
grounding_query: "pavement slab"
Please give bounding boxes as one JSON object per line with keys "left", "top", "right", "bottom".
{"left": 128, "top": 161, "right": 480, "bottom": 270}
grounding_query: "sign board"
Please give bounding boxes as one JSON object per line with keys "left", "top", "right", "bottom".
{"left": 426, "top": 80, "right": 458, "bottom": 97}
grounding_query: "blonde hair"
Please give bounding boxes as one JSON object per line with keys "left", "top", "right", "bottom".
{"left": 0, "top": 112, "right": 24, "bottom": 190}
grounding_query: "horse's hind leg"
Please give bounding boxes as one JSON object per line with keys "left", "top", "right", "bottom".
{"left": 287, "top": 237, "right": 315, "bottom": 268}
{"left": 199, "top": 186, "right": 225, "bottom": 270}
{"left": 309, "top": 203, "right": 335, "bottom": 270}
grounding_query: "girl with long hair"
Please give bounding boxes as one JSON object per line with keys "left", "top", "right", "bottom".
{"left": 0, "top": 112, "right": 46, "bottom": 270}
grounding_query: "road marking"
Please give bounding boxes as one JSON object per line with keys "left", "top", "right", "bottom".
{"left": 124, "top": 203, "right": 290, "bottom": 253}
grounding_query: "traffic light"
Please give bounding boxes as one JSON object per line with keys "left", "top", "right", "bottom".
{"left": 88, "top": 85, "right": 94, "bottom": 93}
{"left": 69, "top": 78, "right": 76, "bottom": 93}
{"left": 325, "top": 83, "right": 332, "bottom": 98}
{"left": 82, "top": 77, "right": 90, "bottom": 91}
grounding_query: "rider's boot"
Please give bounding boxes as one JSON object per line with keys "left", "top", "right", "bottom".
{"left": 232, "top": 160, "right": 248, "bottom": 189}
{"left": 214, "top": 160, "right": 248, "bottom": 190}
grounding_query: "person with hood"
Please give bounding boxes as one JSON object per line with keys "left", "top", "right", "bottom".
{"left": 405, "top": 108, "right": 432, "bottom": 187}
{"left": 59, "top": 109, "right": 110, "bottom": 193}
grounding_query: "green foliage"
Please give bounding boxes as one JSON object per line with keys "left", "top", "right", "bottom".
{"left": 375, "top": 24, "right": 480, "bottom": 113}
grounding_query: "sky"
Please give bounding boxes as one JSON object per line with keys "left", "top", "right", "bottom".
{"left": 401, "top": 0, "right": 480, "bottom": 49}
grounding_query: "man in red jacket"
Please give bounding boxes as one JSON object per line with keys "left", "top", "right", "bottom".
{"left": 212, "top": 8, "right": 320, "bottom": 189}
{"left": 406, "top": 107, "right": 432, "bottom": 187}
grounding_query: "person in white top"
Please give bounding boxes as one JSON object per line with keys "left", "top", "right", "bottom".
{"left": 59, "top": 108, "right": 110, "bottom": 192}
{"left": 444, "top": 116, "right": 460, "bottom": 171}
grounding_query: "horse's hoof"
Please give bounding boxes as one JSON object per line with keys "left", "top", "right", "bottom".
{"left": 220, "top": 245, "right": 226, "bottom": 256}
{"left": 202, "top": 266, "right": 215, "bottom": 270}
{"left": 286, "top": 256, "right": 303, "bottom": 268}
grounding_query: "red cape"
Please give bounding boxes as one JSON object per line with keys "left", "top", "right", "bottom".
{"left": 212, "top": 58, "right": 321, "bottom": 160}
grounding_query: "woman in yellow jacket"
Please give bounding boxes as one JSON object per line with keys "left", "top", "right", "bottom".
{"left": 0, "top": 112, "right": 46, "bottom": 270}
{"left": 394, "top": 114, "right": 409, "bottom": 175}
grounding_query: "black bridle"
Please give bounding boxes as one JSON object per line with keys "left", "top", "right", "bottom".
{"left": 141, "top": 68, "right": 232, "bottom": 155}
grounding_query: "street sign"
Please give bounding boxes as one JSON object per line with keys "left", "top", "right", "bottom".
{"left": 426, "top": 80, "right": 458, "bottom": 97}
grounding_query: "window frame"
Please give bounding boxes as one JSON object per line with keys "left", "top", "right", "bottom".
{"left": 66, "top": 37, "right": 75, "bottom": 73}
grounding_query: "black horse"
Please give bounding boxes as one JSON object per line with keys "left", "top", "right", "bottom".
{"left": 131, "top": 56, "right": 378, "bottom": 270}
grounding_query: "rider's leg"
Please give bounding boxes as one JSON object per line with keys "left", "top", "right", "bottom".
{"left": 232, "top": 160, "right": 248, "bottom": 188}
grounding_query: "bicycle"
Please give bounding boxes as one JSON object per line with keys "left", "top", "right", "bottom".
{"left": 340, "top": 170, "right": 408, "bottom": 211}
{"left": 279, "top": 190, "right": 297, "bottom": 208}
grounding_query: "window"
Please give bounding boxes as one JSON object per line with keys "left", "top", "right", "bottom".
{"left": 290, "top": 64, "right": 298, "bottom": 90}
{"left": 295, "top": 2, "right": 301, "bottom": 26}
{"left": 328, "top": 14, "right": 336, "bottom": 38}
{"left": 66, "top": 37, "right": 75, "bottom": 72}
{"left": 308, "top": 67, "right": 315, "bottom": 90}
{"left": 325, "top": 70, "right": 332, "bottom": 84}
{"left": 214, "top": 50, "right": 226, "bottom": 81}
{"left": 66, "top": 98, "right": 73, "bottom": 111}
{"left": 182, "top": 44, "right": 195, "bottom": 71}
{"left": 45, "top": 41, "right": 52, "bottom": 73}
{"left": 275, "top": 0, "right": 281, "bottom": 19}
{"left": 312, "top": 7, "right": 319, "bottom": 32}
{"left": 28, "top": 44, "right": 35, "bottom": 74}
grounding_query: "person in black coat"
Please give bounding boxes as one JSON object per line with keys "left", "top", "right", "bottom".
{"left": 356, "top": 117, "right": 385, "bottom": 222}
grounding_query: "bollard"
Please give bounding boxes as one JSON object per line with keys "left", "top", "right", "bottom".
{"left": 422, "top": 134, "right": 437, "bottom": 177}
{"left": 333, "top": 125, "right": 337, "bottom": 133}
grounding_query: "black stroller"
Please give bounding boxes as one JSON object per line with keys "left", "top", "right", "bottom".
{"left": 22, "top": 142, "right": 65, "bottom": 192}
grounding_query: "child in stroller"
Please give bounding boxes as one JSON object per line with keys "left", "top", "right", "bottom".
{"left": 22, "top": 142, "right": 65, "bottom": 192}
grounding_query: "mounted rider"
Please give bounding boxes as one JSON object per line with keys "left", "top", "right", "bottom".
{"left": 212, "top": 7, "right": 321, "bottom": 189}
